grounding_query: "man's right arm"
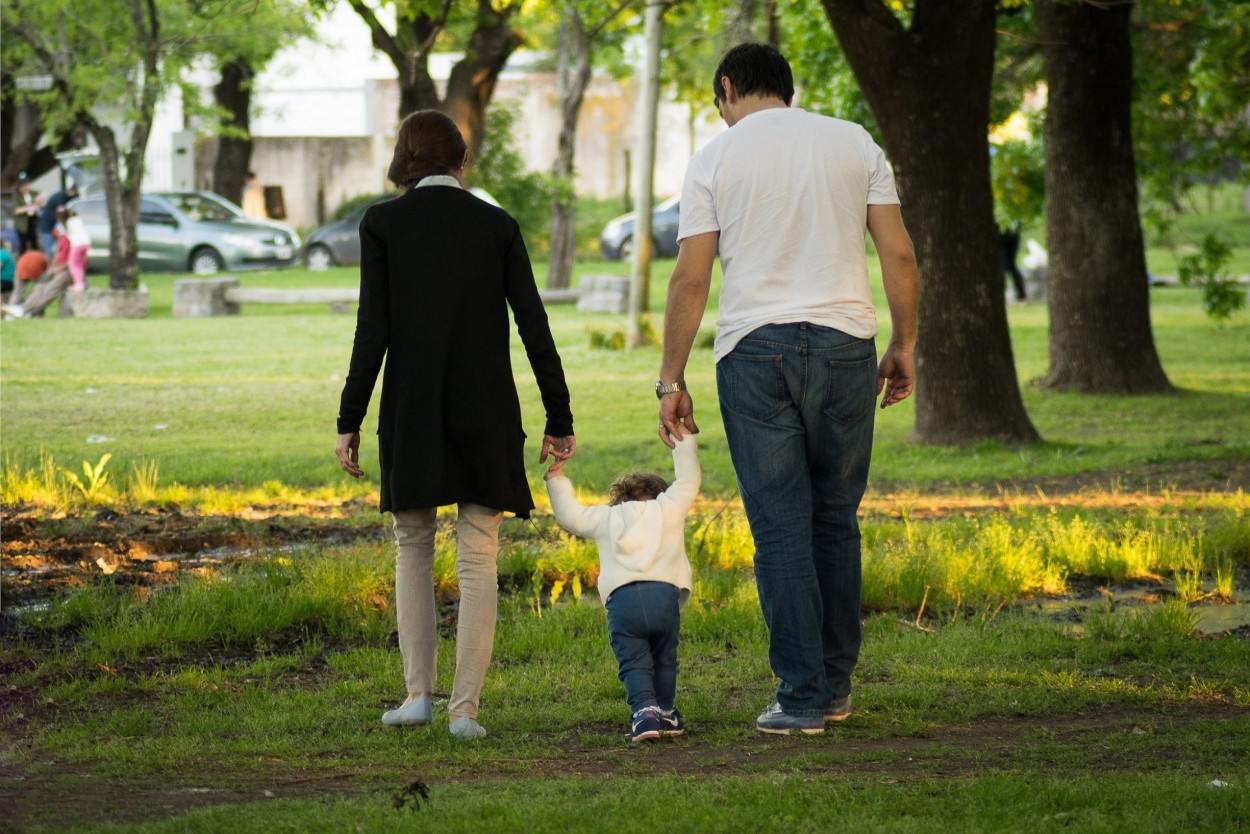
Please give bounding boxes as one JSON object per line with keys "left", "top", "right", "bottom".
{"left": 658, "top": 231, "right": 718, "bottom": 447}
{"left": 866, "top": 203, "right": 919, "bottom": 408}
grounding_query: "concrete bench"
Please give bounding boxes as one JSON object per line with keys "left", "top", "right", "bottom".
{"left": 174, "top": 276, "right": 584, "bottom": 317}
{"left": 225, "top": 286, "right": 359, "bottom": 313}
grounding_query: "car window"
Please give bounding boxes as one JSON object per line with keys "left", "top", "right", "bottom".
{"left": 74, "top": 200, "right": 109, "bottom": 223}
{"left": 165, "top": 193, "right": 237, "bottom": 222}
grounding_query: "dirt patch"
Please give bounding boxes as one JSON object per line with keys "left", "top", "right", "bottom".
{"left": 1, "top": 505, "right": 389, "bottom": 609}
{"left": 3, "top": 704, "right": 1243, "bottom": 831}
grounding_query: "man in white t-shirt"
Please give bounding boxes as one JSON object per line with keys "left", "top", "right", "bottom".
{"left": 656, "top": 43, "right": 919, "bottom": 736}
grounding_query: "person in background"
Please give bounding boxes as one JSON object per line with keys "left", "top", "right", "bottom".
{"left": 8, "top": 247, "right": 49, "bottom": 306}
{"left": 0, "top": 240, "right": 15, "bottom": 300}
{"left": 38, "top": 182, "right": 77, "bottom": 256}
{"left": 999, "top": 225, "right": 1027, "bottom": 302}
{"left": 335, "top": 110, "right": 576, "bottom": 741}
{"left": 63, "top": 207, "right": 91, "bottom": 291}
{"left": 15, "top": 176, "right": 43, "bottom": 253}
{"left": 657, "top": 44, "right": 920, "bottom": 735}
{"left": 545, "top": 434, "right": 700, "bottom": 742}
{"left": 2, "top": 232, "right": 71, "bottom": 319}
{"left": 241, "top": 172, "right": 266, "bottom": 219}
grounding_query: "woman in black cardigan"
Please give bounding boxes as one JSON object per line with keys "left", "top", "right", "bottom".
{"left": 336, "top": 111, "right": 576, "bottom": 740}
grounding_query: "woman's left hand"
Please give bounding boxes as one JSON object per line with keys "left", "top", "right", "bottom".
{"left": 540, "top": 434, "right": 576, "bottom": 464}
{"left": 336, "top": 431, "right": 364, "bottom": 477}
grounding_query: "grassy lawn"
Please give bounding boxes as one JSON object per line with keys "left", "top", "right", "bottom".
{"left": 2, "top": 240, "right": 1249, "bottom": 832}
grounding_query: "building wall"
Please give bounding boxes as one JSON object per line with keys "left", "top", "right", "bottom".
{"left": 196, "top": 69, "right": 725, "bottom": 232}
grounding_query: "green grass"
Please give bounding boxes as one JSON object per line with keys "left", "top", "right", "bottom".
{"left": 2, "top": 254, "right": 1248, "bottom": 505}
{"left": 4, "top": 211, "right": 1250, "bottom": 832}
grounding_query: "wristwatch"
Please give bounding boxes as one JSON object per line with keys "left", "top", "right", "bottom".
{"left": 655, "top": 380, "right": 687, "bottom": 399}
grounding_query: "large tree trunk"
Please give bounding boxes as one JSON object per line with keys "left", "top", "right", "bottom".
{"left": 442, "top": 0, "right": 523, "bottom": 160}
{"left": 1036, "top": 0, "right": 1172, "bottom": 393}
{"left": 823, "top": 0, "right": 1039, "bottom": 445}
{"left": 547, "top": 6, "right": 592, "bottom": 290}
{"left": 349, "top": 0, "right": 520, "bottom": 162}
{"left": 92, "top": 125, "right": 142, "bottom": 290}
{"left": 211, "top": 58, "right": 253, "bottom": 206}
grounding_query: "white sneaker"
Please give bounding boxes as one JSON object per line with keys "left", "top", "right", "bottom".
{"left": 381, "top": 695, "right": 432, "bottom": 726}
{"left": 1, "top": 304, "right": 27, "bottom": 319}
{"left": 449, "top": 716, "right": 487, "bottom": 740}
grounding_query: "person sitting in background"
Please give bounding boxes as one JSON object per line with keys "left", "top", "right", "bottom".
{"left": 9, "top": 247, "right": 49, "bottom": 305}
{"left": 2, "top": 231, "right": 72, "bottom": 319}
{"left": 0, "top": 240, "right": 15, "bottom": 300}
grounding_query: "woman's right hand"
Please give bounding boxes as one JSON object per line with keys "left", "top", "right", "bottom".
{"left": 540, "top": 434, "right": 576, "bottom": 464}
{"left": 336, "top": 432, "right": 363, "bottom": 478}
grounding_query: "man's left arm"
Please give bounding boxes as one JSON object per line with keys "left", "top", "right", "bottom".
{"left": 658, "top": 232, "right": 718, "bottom": 447}
{"left": 866, "top": 204, "right": 919, "bottom": 408}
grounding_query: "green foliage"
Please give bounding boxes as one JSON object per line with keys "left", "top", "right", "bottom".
{"left": 470, "top": 103, "right": 552, "bottom": 255}
{"left": 1176, "top": 233, "right": 1246, "bottom": 322}
{"left": 60, "top": 454, "right": 112, "bottom": 502}
{"left": 990, "top": 139, "right": 1045, "bottom": 229}
{"left": 1133, "top": 1, "right": 1250, "bottom": 218}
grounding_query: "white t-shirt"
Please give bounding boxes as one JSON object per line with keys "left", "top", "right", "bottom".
{"left": 65, "top": 216, "right": 91, "bottom": 248}
{"left": 677, "top": 107, "right": 900, "bottom": 361}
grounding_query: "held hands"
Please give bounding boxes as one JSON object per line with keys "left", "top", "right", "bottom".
{"left": 540, "top": 434, "right": 577, "bottom": 466}
{"left": 544, "top": 456, "right": 567, "bottom": 480}
{"left": 876, "top": 342, "right": 916, "bottom": 409}
{"left": 336, "top": 431, "right": 364, "bottom": 478}
{"left": 658, "top": 390, "right": 699, "bottom": 449}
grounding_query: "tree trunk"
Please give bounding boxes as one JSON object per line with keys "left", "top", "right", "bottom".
{"left": 547, "top": 6, "right": 593, "bottom": 290}
{"left": 211, "top": 58, "right": 253, "bottom": 206}
{"left": 442, "top": 0, "right": 523, "bottom": 161}
{"left": 1035, "top": 0, "right": 1173, "bottom": 393}
{"left": 92, "top": 125, "right": 142, "bottom": 291}
{"left": 823, "top": 0, "right": 1039, "bottom": 444}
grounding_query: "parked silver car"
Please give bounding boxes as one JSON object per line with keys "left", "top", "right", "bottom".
{"left": 69, "top": 191, "right": 300, "bottom": 274}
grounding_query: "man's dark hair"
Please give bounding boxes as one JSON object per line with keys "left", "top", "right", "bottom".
{"left": 713, "top": 43, "right": 794, "bottom": 106}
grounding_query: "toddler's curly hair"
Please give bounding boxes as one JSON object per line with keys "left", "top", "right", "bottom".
{"left": 607, "top": 472, "right": 669, "bottom": 506}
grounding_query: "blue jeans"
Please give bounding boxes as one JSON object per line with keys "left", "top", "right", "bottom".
{"left": 717, "top": 322, "right": 877, "bottom": 717}
{"left": 605, "top": 581, "right": 681, "bottom": 713}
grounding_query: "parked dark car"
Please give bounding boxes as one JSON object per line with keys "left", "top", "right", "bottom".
{"left": 302, "top": 188, "right": 500, "bottom": 269}
{"left": 598, "top": 195, "right": 680, "bottom": 261}
{"left": 70, "top": 191, "right": 300, "bottom": 274}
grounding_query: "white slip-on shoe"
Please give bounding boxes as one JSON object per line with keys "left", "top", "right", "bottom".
{"left": 381, "top": 695, "right": 433, "bottom": 726}
{"left": 448, "top": 717, "right": 487, "bottom": 740}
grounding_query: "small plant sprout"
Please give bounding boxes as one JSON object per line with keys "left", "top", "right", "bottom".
{"left": 1173, "top": 570, "right": 1205, "bottom": 605}
{"left": 61, "top": 453, "right": 113, "bottom": 501}
{"left": 1211, "top": 558, "right": 1237, "bottom": 603}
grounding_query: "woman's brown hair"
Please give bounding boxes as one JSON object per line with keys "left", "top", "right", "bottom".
{"left": 386, "top": 110, "right": 468, "bottom": 190}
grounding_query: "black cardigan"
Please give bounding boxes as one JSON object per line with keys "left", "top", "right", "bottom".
{"left": 337, "top": 185, "right": 573, "bottom": 517}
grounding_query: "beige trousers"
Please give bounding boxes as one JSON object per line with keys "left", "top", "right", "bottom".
{"left": 391, "top": 503, "right": 502, "bottom": 721}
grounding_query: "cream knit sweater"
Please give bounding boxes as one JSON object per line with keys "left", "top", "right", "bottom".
{"left": 546, "top": 435, "right": 699, "bottom": 607}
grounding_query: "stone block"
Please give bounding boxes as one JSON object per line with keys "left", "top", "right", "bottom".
{"left": 173, "top": 277, "right": 241, "bottom": 317}
{"left": 71, "top": 286, "right": 152, "bottom": 319}
{"left": 577, "top": 274, "right": 630, "bottom": 315}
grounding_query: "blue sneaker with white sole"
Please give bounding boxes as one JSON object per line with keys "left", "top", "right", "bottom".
{"left": 755, "top": 701, "right": 824, "bottom": 735}
{"left": 658, "top": 707, "right": 685, "bottom": 736}
{"left": 630, "top": 706, "right": 665, "bottom": 742}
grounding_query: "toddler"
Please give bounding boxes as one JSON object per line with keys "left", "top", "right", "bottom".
{"left": 545, "top": 434, "right": 699, "bottom": 741}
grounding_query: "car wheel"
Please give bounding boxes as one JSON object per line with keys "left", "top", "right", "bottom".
{"left": 189, "top": 247, "right": 224, "bottom": 275}
{"left": 618, "top": 236, "right": 633, "bottom": 261}
{"left": 304, "top": 244, "right": 334, "bottom": 271}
